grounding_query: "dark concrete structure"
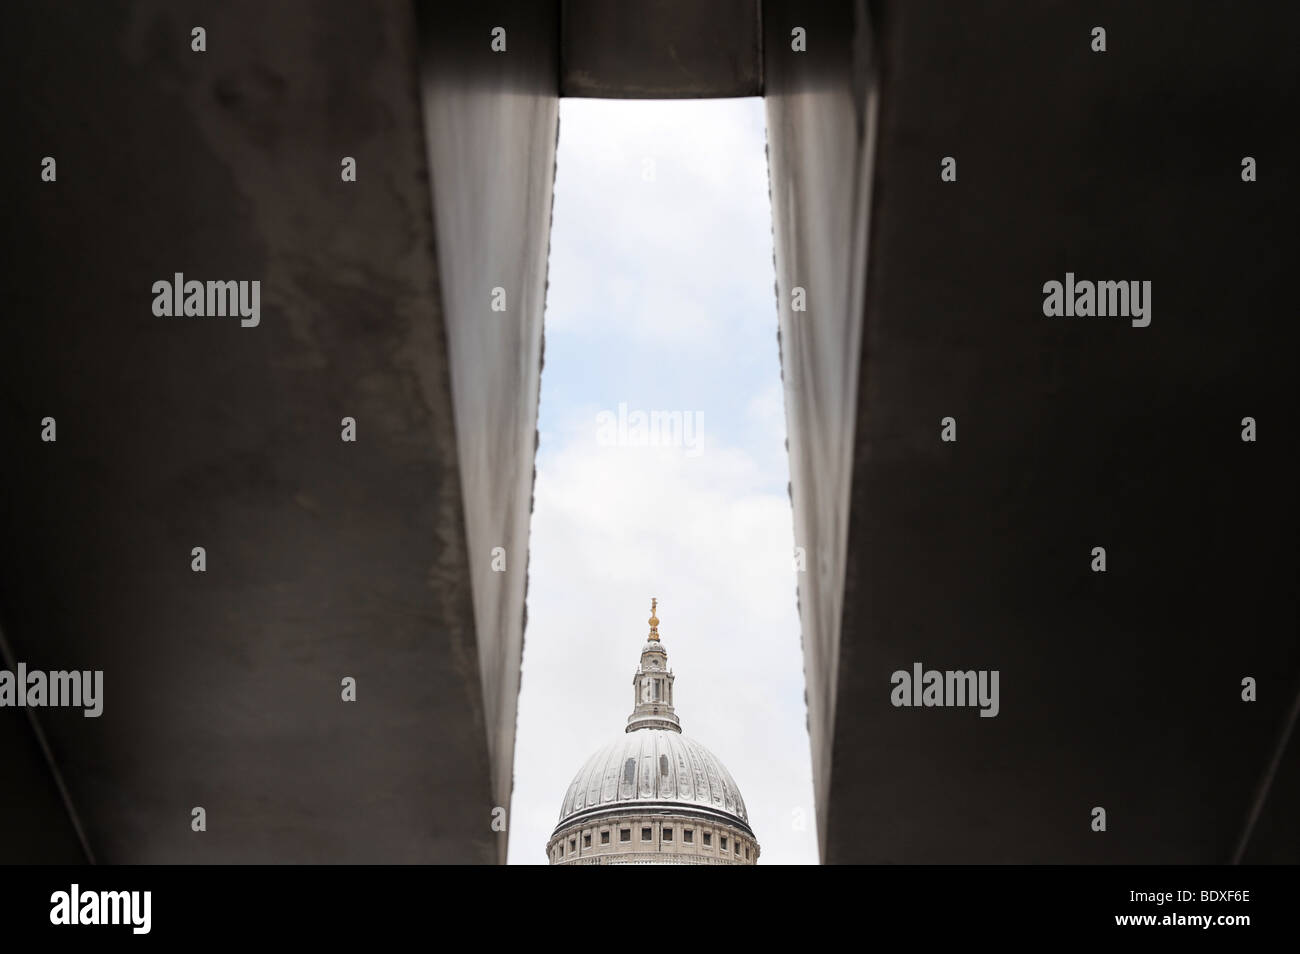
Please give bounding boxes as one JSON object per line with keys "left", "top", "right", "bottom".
{"left": 1, "top": 0, "right": 557, "bottom": 864}
{"left": 766, "top": 0, "right": 1299, "bottom": 863}
{"left": 561, "top": 0, "right": 761, "bottom": 99}
{"left": 2, "top": 0, "right": 1295, "bottom": 865}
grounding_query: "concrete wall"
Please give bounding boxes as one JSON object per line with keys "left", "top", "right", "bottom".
{"left": 769, "top": 0, "right": 1299, "bottom": 862}
{"left": 0, "top": 0, "right": 558, "bottom": 863}
{"left": 561, "top": 0, "right": 760, "bottom": 98}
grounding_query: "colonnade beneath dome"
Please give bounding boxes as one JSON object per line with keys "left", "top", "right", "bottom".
{"left": 548, "top": 812, "right": 758, "bottom": 866}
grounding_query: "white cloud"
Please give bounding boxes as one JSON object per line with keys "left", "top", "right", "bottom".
{"left": 545, "top": 99, "right": 775, "bottom": 348}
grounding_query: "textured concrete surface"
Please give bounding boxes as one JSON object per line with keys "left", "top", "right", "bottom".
{"left": 0, "top": 0, "right": 557, "bottom": 863}
{"left": 768, "top": 0, "right": 1299, "bottom": 862}
{"left": 562, "top": 0, "right": 761, "bottom": 98}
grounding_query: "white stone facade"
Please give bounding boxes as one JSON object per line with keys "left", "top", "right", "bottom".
{"left": 548, "top": 811, "right": 758, "bottom": 865}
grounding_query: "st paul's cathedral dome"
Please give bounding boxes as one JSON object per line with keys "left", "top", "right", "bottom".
{"left": 546, "top": 600, "right": 759, "bottom": 864}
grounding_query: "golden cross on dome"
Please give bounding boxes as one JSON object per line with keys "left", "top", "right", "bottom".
{"left": 647, "top": 597, "right": 660, "bottom": 640}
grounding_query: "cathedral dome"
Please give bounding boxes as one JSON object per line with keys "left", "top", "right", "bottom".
{"left": 557, "top": 729, "right": 752, "bottom": 834}
{"left": 547, "top": 599, "right": 759, "bottom": 864}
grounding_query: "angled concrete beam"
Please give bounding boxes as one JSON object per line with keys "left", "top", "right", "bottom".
{"left": 769, "top": 0, "right": 1300, "bottom": 863}
{"left": 0, "top": 0, "right": 558, "bottom": 863}
{"left": 413, "top": 0, "right": 560, "bottom": 863}
{"left": 561, "top": 0, "right": 761, "bottom": 98}
{"left": 764, "top": 0, "right": 879, "bottom": 862}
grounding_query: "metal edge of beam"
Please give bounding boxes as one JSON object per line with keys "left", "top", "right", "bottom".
{"left": 822, "top": 0, "right": 881, "bottom": 863}
{"left": 1231, "top": 673, "right": 1300, "bottom": 863}
{"left": 0, "top": 623, "right": 96, "bottom": 863}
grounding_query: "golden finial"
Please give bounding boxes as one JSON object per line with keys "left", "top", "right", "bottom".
{"left": 647, "top": 597, "right": 660, "bottom": 640}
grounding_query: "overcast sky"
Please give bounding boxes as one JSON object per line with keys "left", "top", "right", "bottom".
{"left": 507, "top": 98, "right": 818, "bottom": 865}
